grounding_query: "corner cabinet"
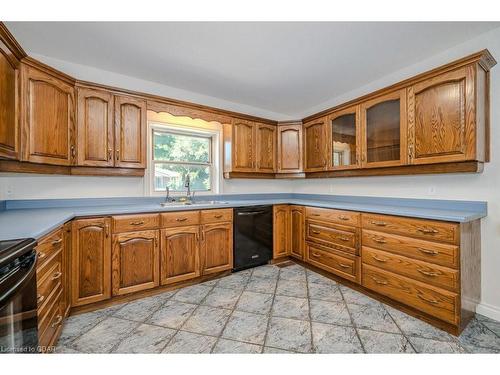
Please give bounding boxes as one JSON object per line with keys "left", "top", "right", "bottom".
{"left": 273, "top": 205, "right": 290, "bottom": 258}
{"left": 289, "top": 205, "right": 305, "bottom": 260}
{"left": 277, "top": 122, "right": 303, "bottom": 173}
{"left": 303, "top": 116, "right": 328, "bottom": 172}
{"left": 328, "top": 105, "right": 361, "bottom": 170}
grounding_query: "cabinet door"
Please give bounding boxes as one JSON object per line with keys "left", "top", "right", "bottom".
{"left": 329, "top": 105, "right": 361, "bottom": 170}
{"left": 21, "top": 64, "right": 75, "bottom": 165}
{"left": 361, "top": 89, "right": 407, "bottom": 168}
{"left": 290, "top": 206, "right": 304, "bottom": 260}
{"left": 114, "top": 95, "right": 146, "bottom": 168}
{"left": 160, "top": 226, "right": 200, "bottom": 285}
{"left": 71, "top": 218, "right": 111, "bottom": 306}
{"left": 273, "top": 205, "right": 290, "bottom": 258}
{"left": 408, "top": 66, "right": 476, "bottom": 164}
{"left": 277, "top": 124, "right": 303, "bottom": 173}
{"left": 232, "top": 119, "right": 256, "bottom": 172}
{"left": 112, "top": 229, "right": 159, "bottom": 296}
{"left": 256, "top": 123, "right": 276, "bottom": 172}
{"left": 201, "top": 222, "right": 233, "bottom": 275}
{"left": 62, "top": 222, "right": 72, "bottom": 317}
{"left": 0, "top": 42, "right": 20, "bottom": 160}
{"left": 303, "top": 117, "right": 328, "bottom": 172}
{"left": 76, "top": 87, "right": 114, "bottom": 167}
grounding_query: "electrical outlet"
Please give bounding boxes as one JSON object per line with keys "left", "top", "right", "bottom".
{"left": 427, "top": 186, "right": 436, "bottom": 196}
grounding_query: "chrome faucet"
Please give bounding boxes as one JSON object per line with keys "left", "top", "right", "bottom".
{"left": 165, "top": 186, "right": 174, "bottom": 203}
{"left": 184, "top": 174, "right": 191, "bottom": 198}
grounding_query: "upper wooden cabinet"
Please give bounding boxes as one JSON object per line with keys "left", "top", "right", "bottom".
{"left": 114, "top": 95, "right": 147, "bottom": 168}
{"left": 232, "top": 119, "right": 256, "bottom": 172}
{"left": 360, "top": 89, "right": 407, "bottom": 168}
{"left": 277, "top": 122, "right": 303, "bottom": 173}
{"left": 408, "top": 66, "right": 484, "bottom": 164}
{"left": 20, "top": 64, "right": 75, "bottom": 166}
{"left": 303, "top": 116, "right": 328, "bottom": 172}
{"left": 328, "top": 106, "right": 361, "bottom": 170}
{"left": 76, "top": 87, "right": 114, "bottom": 167}
{"left": 256, "top": 122, "right": 276, "bottom": 173}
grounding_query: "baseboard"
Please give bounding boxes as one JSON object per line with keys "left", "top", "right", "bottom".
{"left": 476, "top": 302, "right": 500, "bottom": 322}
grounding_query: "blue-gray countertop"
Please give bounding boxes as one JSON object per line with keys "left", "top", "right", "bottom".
{"left": 0, "top": 193, "right": 487, "bottom": 241}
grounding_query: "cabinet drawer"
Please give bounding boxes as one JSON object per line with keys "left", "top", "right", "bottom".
{"left": 362, "top": 247, "right": 459, "bottom": 291}
{"left": 38, "top": 289, "right": 63, "bottom": 351}
{"left": 362, "top": 264, "right": 459, "bottom": 324}
{"left": 306, "top": 221, "right": 359, "bottom": 255}
{"left": 362, "top": 230, "right": 459, "bottom": 268}
{"left": 200, "top": 208, "right": 233, "bottom": 224}
{"left": 306, "top": 207, "right": 360, "bottom": 227}
{"left": 38, "top": 284, "right": 63, "bottom": 342}
{"left": 161, "top": 210, "right": 200, "bottom": 227}
{"left": 113, "top": 213, "right": 159, "bottom": 232}
{"left": 362, "top": 213, "right": 459, "bottom": 245}
{"left": 306, "top": 243, "right": 360, "bottom": 284}
{"left": 37, "top": 253, "right": 63, "bottom": 307}
{"left": 35, "top": 228, "right": 63, "bottom": 269}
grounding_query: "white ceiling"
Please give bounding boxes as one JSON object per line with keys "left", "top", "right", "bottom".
{"left": 6, "top": 22, "right": 500, "bottom": 119}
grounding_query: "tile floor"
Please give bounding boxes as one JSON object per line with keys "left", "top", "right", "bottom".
{"left": 56, "top": 263, "right": 500, "bottom": 354}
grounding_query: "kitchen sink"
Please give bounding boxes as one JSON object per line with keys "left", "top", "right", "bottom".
{"left": 160, "top": 200, "right": 229, "bottom": 207}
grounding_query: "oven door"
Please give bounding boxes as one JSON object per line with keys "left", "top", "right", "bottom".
{"left": 0, "top": 251, "right": 38, "bottom": 353}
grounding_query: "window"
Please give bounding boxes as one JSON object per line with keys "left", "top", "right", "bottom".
{"left": 151, "top": 128, "right": 215, "bottom": 193}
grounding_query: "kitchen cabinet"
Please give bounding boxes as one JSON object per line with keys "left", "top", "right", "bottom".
{"left": 62, "top": 222, "right": 72, "bottom": 317}
{"left": 256, "top": 122, "right": 276, "bottom": 172}
{"left": 76, "top": 87, "right": 114, "bottom": 167}
{"left": 20, "top": 63, "right": 75, "bottom": 166}
{"left": 328, "top": 105, "right": 361, "bottom": 170}
{"left": 71, "top": 218, "right": 111, "bottom": 306}
{"left": 201, "top": 222, "right": 233, "bottom": 275}
{"left": 273, "top": 205, "right": 290, "bottom": 258}
{"left": 303, "top": 116, "right": 328, "bottom": 172}
{"left": 232, "top": 119, "right": 256, "bottom": 172}
{"left": 112, "top": 229, "right": 159, "bottom": 296}
{"left": 114, "top": 94, "right": 147, "bottom": 168}
{"left": 160, "top": 226, "right": 200, "bottom": 285}
{"left": 277, "top": 122, "right": 303, "bottom": 173}
{"left": 360, "top": 89, "right": 407, "bottom": 168}
{"left": 289, "top": 205, "right": 305, "bottom": 260}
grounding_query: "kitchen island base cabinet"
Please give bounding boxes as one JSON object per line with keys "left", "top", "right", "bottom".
{"left": 201, "top": 222, "right": 233, "bottom": 275}
{"left": 71, "top": 218, "right": 111, "bottom": 307}
{"left": 160, "top": 226, "right": 200, "bottom": 285}
{"left": 112, "top": 230, "right": 159, "bottom": 296}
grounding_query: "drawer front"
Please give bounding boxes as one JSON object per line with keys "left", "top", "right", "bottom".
{"left": 362, "top": 247, "right": 459, "bottom": 291}
{"left": 200, "top": 208, "right": 233, "bottom": 224}
{"left": 38, "top": 289, "right": 63, "bottom": 351}
{"left": 161, "top": 210, "right": 200, "bottom": 227}
{"left": 38, "top": 284, "right": 63, "bottom": 341}
{"left": 362, "top": 230, "right": 459, "bottom": 268}
{"left": 362, "top": 264, "right": 459, "bottom": 324}
{"left": 113, "top": 213, "right": 160, "bottom": 232}
{"left": 306, "top": 207, "right": 360, "bottom": 227}
{"left": 306, "top": 243, "right": 360, "bottom": 283}
{"left": 35, "top": 228, "right": 63, "bottom": 269}
{"left": 306, "top": 221, "right": 358, "bottom": 254}
{"left": 37, "top": 252, "right": 63, "bottom": 307}
{"left": 362, "top": 213, "right": 459, "bottom": 245}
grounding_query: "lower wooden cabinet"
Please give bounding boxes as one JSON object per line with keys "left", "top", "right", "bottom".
{"left": 112, "top": 229, "right": 159, "bottom": 296}
{"left": 71, "top": 218, "right": 111, "bottom": 306}
{"left": 290, "top": 205, "right": 305, "bottom": 260}
{"left": 273, "top": 205, "right": 290, "bottom": 258}
{"left": 160, "top": 226, "right": 200, "bottom": 285}
{"left": 201, "top": 222, "right": 233, "bottom": 275}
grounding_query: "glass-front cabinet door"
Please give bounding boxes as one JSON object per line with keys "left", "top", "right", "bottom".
{"left": 328, "top": 105, "right": 361, "bottom": 170}
{"left": 360, "top": 89, "right": 407, "bottom": 168}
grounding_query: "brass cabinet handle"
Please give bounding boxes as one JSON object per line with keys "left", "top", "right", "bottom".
{"left": 338, "top": 215, "right": 349, "bottom": 221}
{"left": 37, "top": 294, "right": 45, "bottom": 304}
{"left": 105, "top": 222, "right": 110, "bottom": 238}
{"left": 372, "top": 255, "right": 388, "bottom": 263}
{"left": 201, "top": 230, "right": 205, "bottom": 241}
{"left": 311, "top": 252, "right": 321, "bottom": 258}
{"left": 176, "top": 217, "right": 188, "bottom": 222}
{"left": 338, "top": 236, "right": 350, "bottom": 242}
{"left": 70, "top": 145, "right": 76, "bottom": 159}
{"left": 116, "top": 149, "right": 120, "bottom": 161}
{"left": 370, "top": 220, "right": 387, "bottom": 226}
{"left": 51, "top": 271, "right": 62, "bottom": 280}
{"left": 108, "top": 148, "right": 113, "bottom": 161}
{"left": 417, "top": 294, "right": 439, "bottom": 305}
{"left": 311, "top": 213, "right": 321, "bottom": 217}
{"left": 372, "top": 237, "right": 386, "bottom": 244}
{"left": 51, "top": 238, "right": 62, "bottom": 246}
{"left": 338, "top": 263, "right": 351, "bottom": 269}
{"left": 37, "top": 251, "right": 46, "bottom": 260}
{"left": 51, "top": 315, "right": 63, "bottom": 328}
{"left": 418, "top": 247, "right": 438, "bottom": 256}
{"left": 370, "top": 276, "right": 388, "bottom": 285}
{"left": 417, "top": 269, "right": 441, "bottom": 277}
{"left": 130, "top": 221, "right": 144, "bottom": 226}
{"left": 417, "top": 227, "right": 439, "bottom": 234}
{"left": 214, "top": 214, "right": 223, "bottom": 219}
{"left": 312, "top": 230, "right": 321, "bottom": 234}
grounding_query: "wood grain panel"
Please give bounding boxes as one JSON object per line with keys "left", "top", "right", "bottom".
{"left": 305, "top": 206, "right": 360, "bottom": 227}
{"left": 0, "top": 43, "right": 19, "bottom": 159}
{"left": 306, "top": 221, "right": 359, "bottom": 255}
{"left": 201, "top": 222, "right": 233, "bottom": 275}
{"left": 273, "top": 205, "right": 290, "bottom": 258}
{"left": 232, "top": 119, "right": 256, "bottom": 172}
{"left": 306, "top": 242, "right": 360, "bottom": 284}
{"left": 200, "top": 208, "right": 233, "bottom": 224}
{"left": 256, "top": 122, "right": 276, "bottom": 172}
{"left": 112, "top": 213, "right": 160, "bottom": 233}
{"left": 303, "top": 116, "right": 328, "bottom": 172}
{"left": 161, "top": 210, "right": 200, "bottom": 227}
{"left": 290, "top": 205, "right": 305, "bottom": 260}
{"left": 277, "top": 123, "right": 303, "bottom": 173}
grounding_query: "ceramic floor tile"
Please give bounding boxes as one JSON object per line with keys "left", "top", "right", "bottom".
{"left": 54, "top": 345, "right": 81, "bottom": 353}
{"left": 71, "top": 317, "right": 139, "bottom": 353}
{"left": 306, "top": 270, "right": 337, "bottom": 286}
{"left": 308, "top": 282, "right": 343, "bottom": 302}
{"left": 57, "top": 310, "right": 109, "bottom": 345}
{"left": 272, "top": 295, "right": 310, "bottom": 320}
{"left": 245, "top": 276, "right": 277, "bottom": 294}
{"left": 171, "top": 284, "right": 213, "bottom": 304}
{"left": 236, "top": 291, "right": 273, "bottom": 315}
{"left": 279, "top": 267, "right": 307, "bottom": 282}
{"left": 222, "top": 310, "right": 269, "bottom": 345}
{"left": 146, "top": 300, "right": 198, "bottom": 329}
{"left": 475, "top": 314, "right": 500, "bottom": 337}
{"left": 312, "top": 322, "right": 363, "bottom": 353}
{"left": 357, "top": 329, "right": 415, "bottom": 353}
{"left": 340, "top": 285, "right": 381, "bottom": 306}
{"left": 310, "top": 299, "right": 352, "bottom": 326}
{"left": 203, "top": 287, "right": 242, "bottom": 309}
{"left": 216, "top": 273, "right": 250, "bottom": 290}
{"left": 276, "top": 279, "right": 308, "bottom": 298}
{"left": 251, "top": 265, "right": 280, "bottom": 279}
{"left": 212, "top": 338, "right": 262, "bottom": 354}
{"left": 113, "top": 295, "right": 167, "bottom": 322}
{"left": 112, "top": 324, "right": 176, "bottom": 353}
{"left": 263, "top": 346, "right": 295, "bottom": 353}
{"left": 458, "top": 318, "right": 500, "bottom": 350}
{"left": 162, "top": 331, "right": 217, "bottom": 354}
{"left": 348, "top": 303, "right": 400, "bottom": 333}
{"left": 409, "top": 336, "right": 466, "bottom": 353}
{"left": 181, "top": 305, "right": 232, "bottom": 336}
{"left": 266, "top": 317, "right": 312, "bottom": 353}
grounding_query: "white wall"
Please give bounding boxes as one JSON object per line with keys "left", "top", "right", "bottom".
{"left": 294, "top": 27, "right": 500, "bottom": 320}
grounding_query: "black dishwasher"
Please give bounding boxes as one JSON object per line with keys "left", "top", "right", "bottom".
{"left": 233, "top": 206, "right": 273, "bottom": 272}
